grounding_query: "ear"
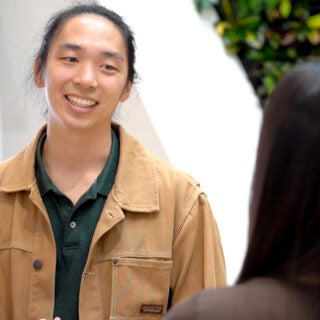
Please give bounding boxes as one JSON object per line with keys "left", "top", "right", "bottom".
{"left": 119, "top": 81, "right": 133, "bottom": 102}
{"left": 33, "top": 59, "right": 45, "bottom": 88}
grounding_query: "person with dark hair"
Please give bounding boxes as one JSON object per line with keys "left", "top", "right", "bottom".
{"left": 164, "top": 61, "right": 320, "bottom": 320}
{"left": 0, "top": 2, "right": 226, "bottom": 320}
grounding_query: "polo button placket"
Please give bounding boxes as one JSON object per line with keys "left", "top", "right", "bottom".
{"left": 70, "top": 221, "right": 77, "bottom": 229}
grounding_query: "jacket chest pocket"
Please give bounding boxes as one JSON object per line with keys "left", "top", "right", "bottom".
{"left": 110, "top": 257, "right": 172, "bottom": 319}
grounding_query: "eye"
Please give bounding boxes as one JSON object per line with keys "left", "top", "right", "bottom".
{"left": 62, "top": 57, "right": 78, "bottom": 63}
{"left": 101, "top": 64, "right": 117, "bottom": 71}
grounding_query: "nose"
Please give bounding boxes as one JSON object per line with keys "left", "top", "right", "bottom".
{"left": 73, "top": 63, "right": 98, "bottom": 89}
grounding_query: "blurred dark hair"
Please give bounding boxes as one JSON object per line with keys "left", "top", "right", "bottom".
{"left": 238, "top": 61, "right": 320, "bottom": 285}
{"left": 34, "top": 1, "right": 137, "bottom": 83}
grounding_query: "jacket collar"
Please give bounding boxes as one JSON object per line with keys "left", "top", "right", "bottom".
{"left": 0, "top": 124, "right": 160, "bottom": 213}
{"left": 111, "top": 123, "right": 160, "bottom": 213}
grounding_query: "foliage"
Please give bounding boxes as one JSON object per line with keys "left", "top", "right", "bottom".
{"left": 194, "top": 0, "right": 320, "bottom": 107}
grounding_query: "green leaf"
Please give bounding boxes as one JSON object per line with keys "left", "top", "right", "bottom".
{"left": 269, "top": 38, "right": 280, "bottom": 49}
{"left": 263, "top": 74, "right": 276, "bottom": 95}
{"left": 307, "top": 30, "right": 320, "bottom": 45}
{"left": 223, "top": 28, "right": 243, "bottom": 44}
{"left": 245, "top": 31, "right": 263, "bottom": 49}
{"left": 265, "top": 0, "right": 279, "bottom": 10}
{"left": 237, "top": 15, "right": 260, "bottom": 28}
{"left": 221, "top": 0, "right": 235, "bottom": 22}
{"left": 279, "top": 0, "right": 291, "bottom": 19}
{"left": 215, "top": 21, "right": 233, "bottom": 36}
{"left": 306, "top": 14, "right": 320, "bottom": 29}
{"left": 245, "top": 49, "right": 263, "bottom": 61}
{"left": 286, "top": 48, "right": 298, "bottom": 59}
{"left": 292, "top": 6, "right": 308, "bottom": 19}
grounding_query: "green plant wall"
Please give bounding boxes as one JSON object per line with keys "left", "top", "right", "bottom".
{"left": 194, "top": 0, "right": 320, "bottom": 107}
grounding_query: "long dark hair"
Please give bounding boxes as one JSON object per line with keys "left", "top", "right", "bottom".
{"left": 238, "top": 61, "right": 320, "bottom": 285}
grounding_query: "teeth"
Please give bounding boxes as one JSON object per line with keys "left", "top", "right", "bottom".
{"left": 67, "top": 95, "right": 97, "bottom": 108}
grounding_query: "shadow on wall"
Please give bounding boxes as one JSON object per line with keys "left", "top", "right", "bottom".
{"left": 113, "top": 85, "right": 169, "bottom": 161}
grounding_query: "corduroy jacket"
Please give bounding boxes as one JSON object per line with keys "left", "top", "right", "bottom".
{"left": 0, "top": 124, "right": 226, "bottom": 320}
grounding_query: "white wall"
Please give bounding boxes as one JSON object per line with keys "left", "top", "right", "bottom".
{"left": 0, "top": 97, "right": 2, "bottom": 160}
{"left": 100, "top": 0, "right": 262, "bottom": 284}
{"left": 0, "top": 0, "right": 71, "bottom": 159}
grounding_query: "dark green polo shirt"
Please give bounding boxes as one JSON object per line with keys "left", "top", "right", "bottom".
{"left": 35, "top": 130, "right": 119, "bottom": 320}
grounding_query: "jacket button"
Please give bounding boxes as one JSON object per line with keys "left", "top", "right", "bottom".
{"left": 33, "top": 259, "right": 42, "bottom": 270}
{"left": 112, "top": 258, "right": 118, "bottom": 265}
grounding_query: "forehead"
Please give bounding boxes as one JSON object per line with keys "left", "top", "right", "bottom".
{"left": 52, "top": 14, "right": 125, "bottom": 51}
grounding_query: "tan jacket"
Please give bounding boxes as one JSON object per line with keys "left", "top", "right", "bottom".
{"left": 0, "top": 125, "right": 226, "bottom": 320}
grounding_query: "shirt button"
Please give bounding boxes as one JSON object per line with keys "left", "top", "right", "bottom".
{"left": 70, "top": 221, "right": 77, "bottom": 229}
{"left": 33, "top": 259, "right": 42, "bottom": 270}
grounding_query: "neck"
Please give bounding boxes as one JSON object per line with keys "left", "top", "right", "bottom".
{"left": 43, "top": 123, "right": 112, "bottom": 169}
{"left": 41, "top": 123, "right": 113, "bottom": 204}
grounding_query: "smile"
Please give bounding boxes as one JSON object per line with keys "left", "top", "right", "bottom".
{"left": 66, "top": 95, "right": 98, "bottom": 108}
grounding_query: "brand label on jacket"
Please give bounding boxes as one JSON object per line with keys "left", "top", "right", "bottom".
{"left": 140, "top": 304, "right": 164, "bottom": 314}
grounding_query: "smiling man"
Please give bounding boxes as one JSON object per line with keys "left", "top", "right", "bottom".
{"left": 0, "top": 3, "right": 226, "bottom": 320}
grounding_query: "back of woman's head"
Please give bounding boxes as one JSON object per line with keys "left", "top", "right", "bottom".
{"left": 238, "top": 61, "right": 320, "bottom": 284}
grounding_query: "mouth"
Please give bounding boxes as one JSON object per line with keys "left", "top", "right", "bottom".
{"left": 66, "top": 95, "right": 98, "bottom": 108}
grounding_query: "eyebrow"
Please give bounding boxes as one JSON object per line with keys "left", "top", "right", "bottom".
{"left": 57, "top": 42, "right": 124, "bottom": 61}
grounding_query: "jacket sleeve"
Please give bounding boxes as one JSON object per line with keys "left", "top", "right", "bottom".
{"left": 170, "top": 189, "right": 226, "bottom": 305}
